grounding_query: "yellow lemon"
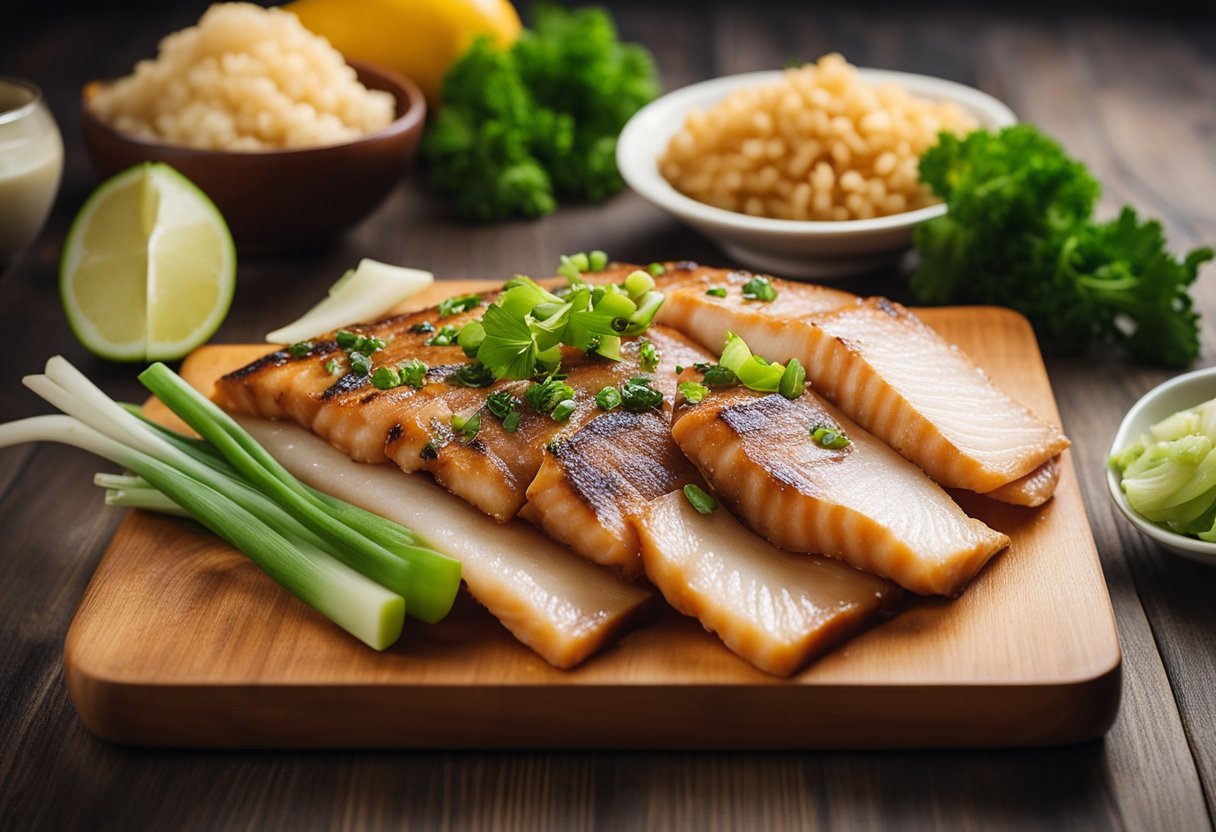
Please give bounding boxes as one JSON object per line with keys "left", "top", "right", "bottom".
{"left": 289, "top": 0, "right": 522, "bottom": 103}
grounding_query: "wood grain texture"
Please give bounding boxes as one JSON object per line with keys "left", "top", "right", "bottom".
{"left": 2, "top": 3, "right": 1215, "bottom": 829}
{"left": 62, "top": 281, "right": 1119, "bottom": 748}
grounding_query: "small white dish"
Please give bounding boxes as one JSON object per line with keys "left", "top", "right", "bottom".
{"left": 616, "top": 68, "right": 1016, "bottom": 279}
{"left": 1107, "top": 366, "right": 1216, "bottom": 566}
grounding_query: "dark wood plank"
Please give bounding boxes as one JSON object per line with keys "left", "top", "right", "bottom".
{"left": 1, "top": 3, "right": 1214, "bottom": 830}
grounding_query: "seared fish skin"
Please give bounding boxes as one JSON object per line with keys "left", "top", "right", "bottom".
{"left": 523, "top": 326, "right": 710, "bottom": 576}
{"left": 637, "top": 491, "right": 900, "bottom": 677}
{"left": 671, "top": 384, "right": 1009, "bottom": 596}
{"left": 650, "top": 264, "right": 1069, "bottom": 504}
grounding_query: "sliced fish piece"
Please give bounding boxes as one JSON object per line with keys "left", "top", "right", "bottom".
{"left": 636, "top": 491, "right": 900, "bottom": 677}
{"left": 654, "top": 265, "right": 1069, "bottom": 503}
{"left": 523, "top": 327, "right": 709, "bottom": 576}
{"left": 234, "top": 414, "right": 654, "bottom": 669}
{"left": 671, "top": 384, "right": 1010, "bottom": 596}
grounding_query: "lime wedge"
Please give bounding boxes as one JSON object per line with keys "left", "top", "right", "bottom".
{"left": 60, "top": 163, "right": 235, "bottom": 362}
{"left": 265, "top": 259, "right": 434, "bottom": 344}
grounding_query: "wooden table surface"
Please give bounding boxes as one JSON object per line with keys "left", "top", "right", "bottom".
{"left": 2, "top": 3, "right": 1214, "bottom": 829}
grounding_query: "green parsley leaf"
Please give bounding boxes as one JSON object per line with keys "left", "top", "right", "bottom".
{"left": 502, "top": 411, "right": 521, "bottom": 433}
{"left": 447, "top": 361, "right": 496, "bottom": 388}
{"left": 620, "top": 376, "right": 664, "bottom": 412}
{"left": 486, "top": 390, "right": 521, "bottom": 421}
{"left": 678, "top": 380, "right": 709, "bottom": 404}
{"left": 911, "top": 124, "right": 1213, "bottom": 367}
{"left": 700, "top": 364, "right": 738, "bottom": 387}
{"left": 639, "top": 339, "right": 660, "bottom": 371}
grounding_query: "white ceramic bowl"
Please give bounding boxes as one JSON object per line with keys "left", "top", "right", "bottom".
{"left": 1107, "top": 367, "right": 1216, "bottom": 566}
{"left": 616, "top": 68, "right": 1016, "bottom": 279}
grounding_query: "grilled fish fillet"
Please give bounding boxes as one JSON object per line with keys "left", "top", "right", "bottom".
{"left": 648, "top": 263, "right": 1069, "bottom": 505}
{"left": 671, "top": 383, "right": 1010, "bottom": 596}
{"left": 233, "top": 415, "right": 654, "bottom": 669}
{"left": 522, "top": 327, "right": 710, "bottom": 576}
{"left": 215, "top": 296, "right": 709, "bottom": 574}
{"left": 637, "top": 491, "right": 900, "bottom": 676}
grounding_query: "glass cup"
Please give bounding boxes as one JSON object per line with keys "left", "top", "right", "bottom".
{"left": 0, "top": 77, "right": 63, "bottom": 268}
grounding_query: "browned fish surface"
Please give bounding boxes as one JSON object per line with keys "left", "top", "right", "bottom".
{"left": 671, "top": 384, "right": 1009, "bottom": 596}
{"left": 523, "top": 327, "right": 710, "bottom": 576}
{"left": 651, "top": 264, "right": 1070, "bottom": 504}
{"left": 215, "top": 294, "right": 710, "bottom": 573}
{"left": 637, "top": 491, "right": 900, "bottom": 676}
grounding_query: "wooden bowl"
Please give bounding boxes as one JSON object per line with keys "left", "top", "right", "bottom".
{"left": 80, "top": 60, "right": 426, "bottom": 254}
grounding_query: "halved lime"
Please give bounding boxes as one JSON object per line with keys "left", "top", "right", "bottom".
{"left": 60, "top": 163, "right": 235, "bottom": 362}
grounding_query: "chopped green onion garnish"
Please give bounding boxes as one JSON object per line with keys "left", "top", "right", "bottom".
{"left": 624, "top": 269, "right": 655, "bottom": 299}
{"left": 779, "top": 358, "right": 806, "bottom": 400}
{"left": 425, "top": 325, "right": 459, "bottom": 347}
{"left": 451, "top": 411, "right": 481, "bottom": 443}
{"left": 337, "top": 330, "right": 386, "bottom": 354}
{"left": 370, "top": 366, "right": 401, "bottom": 390}
{"left": 740, "top": 276, "right": 777, "bottom": 302}
{"left": 447, "top": 361, "right": 495, "bottom": 388}
{"left": 526, "top": 377, "right": 577, "bottom": 419}
{"left": 647, "top": 262, "right": 666, "bottom": 276}
{"left": 719, "top": 332, "right": 784, "bottom": 392}
{"left": 438, "top": 293, "right": 483, "bottom": 318}
{"left": 349, "top": 351, "right": 372, "bottom": 376}
{"left": 620, "top": 376, "right": 664, "bottom": 412}
{"left": 683, "top": 483, "right": 717, "bottom": 514}
{"left": 678, "top": 381, "right": 709, "bottom": 404}
{"left": 457, "top": 320, "right": 486, "bottom": 358}
{"left": 596, "top": 386, "right": 622, "bottom": 410}
{"left": 589, "top": 250, "right": 609, "bottom": 271}
{"left": 639, "top": 339, "right": 660, "bottom": 371}
{"left": 699, "top": 364, "right": 738, "bottom": 387}
{"left": 810, "top": 423, "right": 851, "bottom": 449}
{"left": 502, "top": 411, "right": 521, "bottom": 433}
{"left": 705, "top": 287, "right": 727, "bottom": 298}
{"left": 324, "top": 358, "right": 342, "bottom": 375}
{"left": 287, "top": 340, "right": 314, "bottom": 357}
{"left": 551, "top": 399, "right": 577, "bottom": 421}
{"left": 420, "top": 440, "right": 440, "bottom": 460}
{"left": 486, "top": 390, "right": 520, "bottom": 421}
{"left": 399, "top": 358, "right": 428, "bottom": 389}
{"left": 409, "top": 321, "right": 435, "bottom": 334}
{"left": 558, "top": 253, "right": 590, "bottom": 283}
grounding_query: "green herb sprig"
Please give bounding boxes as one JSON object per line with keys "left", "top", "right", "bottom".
{"left": 912, "top": 124, "right": 1212, "bottom": 367}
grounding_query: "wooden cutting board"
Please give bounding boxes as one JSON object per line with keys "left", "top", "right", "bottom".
{"left": 63, "top": 281, "right": 1120, "bottom": 749}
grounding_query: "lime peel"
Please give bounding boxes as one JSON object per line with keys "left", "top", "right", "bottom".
{"left": 265, "top": 259, "right": 434, "bottom": 344}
